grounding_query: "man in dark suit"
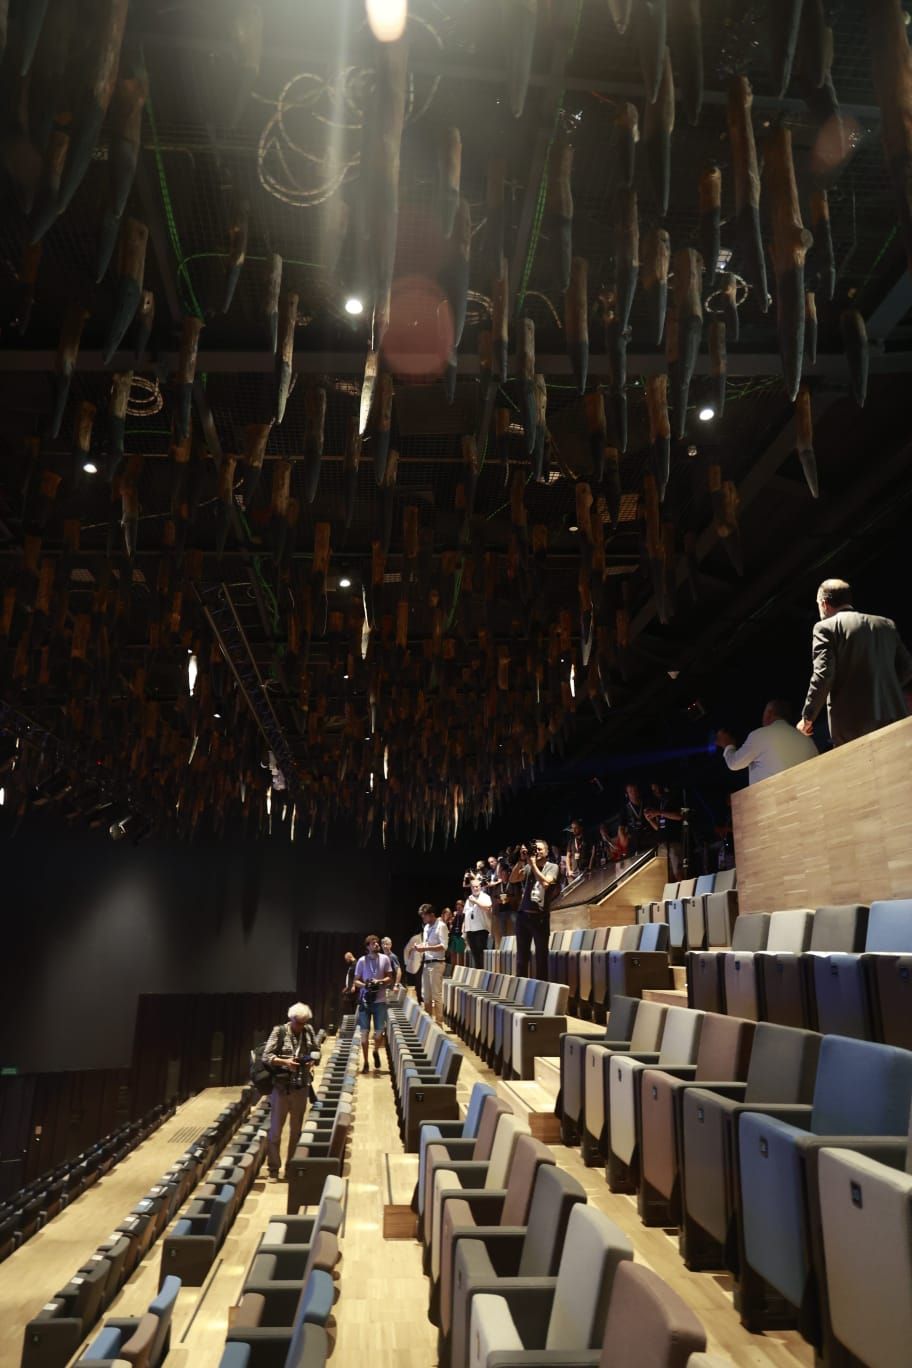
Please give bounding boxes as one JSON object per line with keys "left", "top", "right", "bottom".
{"left": 798, "top": 578, "right": 912, "bottom": 746}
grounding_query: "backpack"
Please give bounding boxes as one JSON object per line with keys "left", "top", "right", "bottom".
{"left": 250, "top": 1025, "right": 285, "bottom": 1095}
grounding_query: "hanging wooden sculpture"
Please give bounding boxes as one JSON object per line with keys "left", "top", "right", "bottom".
{"left": 343, "top": 416, "right": 361, "bottom": 531}
{"left": 699, "top": 165, "right": 721, "bottom": 289}
{"left": 585, "top": 390, "right": 607, "bottom": 486}
{"left": 437, "top": 126, "right": 461, "bottom": 238}
{"left": 96, "top": 63, "right": 148, "bottom": 282}
{"left": 614, "top": 188, "right": 639, "bottom": 334}
{"left": 49, "top": 301, "right": 90, "bottom": 439}
{"left": 502, "top": 0, "right": 538, "bottom": 118}
{"left": 709, "top": 464, "right": 743, "bottom": 572}
{"left": 805, "top": 291, "right": 818, "bottom": 366}
{"left": 265, "top": 253, "right": 283, "bottom": 354}
{"left": 107, "top": 372, "right": 132, "bottom": 479}
{"left": 642, "top": 472, "right": 667, "bottom": 623}
{"left": 441, "top": 196, "right": 471, "bottom": 402}
{"left": 840, "top": 310, "right": 869, "bottom": 408}
{"left": 603, "top": 295, "right": 629, "bottom": 454}
{"left": 764, "top": 125, "right": 812, "bottom": 401}
{"left": 243, "top": 421, "right": 272, "bottom": 504}
{"left": 637, "top": 0, "right": 668, "bottom": 104}
{"left": 714, "top": 271, "right": 740, "bottom": 342}
{"left": 119, "top": 454, "right": 144, "bottom": 561}
{"left": 641, "top": 227, "right": 670, "bottom": 345}
{"left": 59, "top": 0, "right": 130, "bottom": 215}
{"left": 608, "top": 0, "right": 632, "bottom": 34}
{"left": 794, "top": 386, "right": 818, "bottom": 497}
{"left": 216, "top": 456, "right": 238, "bottom": 558}
{"left": 769, "top": 0, "right": 804, "bottom": 98}
{"left": 102, "top": 218, "right": 148, "bottom": 363}
{"left": 671, "top": 248, "right": 703, "bottom": 438}
{"left": 546, "top": 143, "right": 574, "bottom": 292}
{"left": 371, "top": 371, "right": 394, "bottom": 485}
{"left": 20, "top": 0, "right": 50, "bottom": 76}
{"left": 613, "top": 103, "right": 639, "bottom": 191}
{"left": 809, "top": 189, "right": 835, "bottom": 301}
{"left": 275, "top": 290, "right": 298, "bottom": 423}
{"left": 643, "top": 47, "right": 674, "bottom": 217}
{"left": 532, "top": 374, "right": 548, "bottom": 480}
{"left": 219, "top": 198, "right": 249, "bottom": 314}
{"left": 674, "top": 0, "right": 703, "bottom": 125}
{"left": 303, "top": 386, "right": 327, "bottom": 504}
{"left": 73, "top": 400, "right": 96, "bottom": 484}
{"left": 135, "top": 289, "right": 155, "bottom": 361}
{"left": 646, "top": 373, "right": 671, "bottom": 500}
{"left": 492, "top": 259, "right": 509, "bottom": 382}
{"left": 30, "top": 126, "right": 70, "bottom": 244}
{"left": 565, "top": 257, "right": 589, "bottom": 394}
{"left": 269, "top": 459, "right": 292, "bottom": 561}
{"left": 868, "top": 0, "right": 912, "bottom": 276}
{"left": 517, "top": 317, "right": 537, "bottom": 456}
{"left": 727, "top": 77, "right": 768, "bottom": 311}
{"left": 173, "top": 315, "right": 204, "bottom": 440}
{"left": 798, "top": 0, "right": 830, "bottom": 89}
{"left": 708, "top": 320, "right": 726, "bottom": 418}
{"left": 365, "top": 35, "right": 407, "bottom": 341}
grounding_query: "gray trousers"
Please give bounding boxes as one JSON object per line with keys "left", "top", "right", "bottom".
{"left": 267, "top": 1086, "right": 308, "bottom": 1175}
{"left": 422, "top": 961, "right": 446, "bottom": 1020}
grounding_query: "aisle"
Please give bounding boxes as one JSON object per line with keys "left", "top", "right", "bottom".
{"left": 0, "top": 1087, "right": 242, "bottom": 1368}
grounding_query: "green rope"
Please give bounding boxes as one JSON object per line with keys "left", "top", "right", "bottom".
{"left": 144, "top": 95, "right": 205, "bottom": 320}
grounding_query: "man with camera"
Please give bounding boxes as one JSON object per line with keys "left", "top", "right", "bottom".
{"left": 354, "top": 933, "right": 394, "bottom": 1074}
{"left": 262, "top": 1002, "right": 320, "bottom": 1182}
{"left": 413, "top": 903, "right": 449, "bottom": 1024}
{"left": 515, "top": 838, "right": 559, "bottom": 979}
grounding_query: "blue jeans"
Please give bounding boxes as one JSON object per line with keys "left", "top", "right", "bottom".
{"left": 357, "top": 1000, "right": 388, "bottom": 1032}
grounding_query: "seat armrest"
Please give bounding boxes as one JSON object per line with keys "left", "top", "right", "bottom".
{"left": 643, "top": 1065, "right": 699, "bottom": 1083}
{"left": 443, "top": 1191, "right": 508, "bottom": 1225}
{"left": 482, "top": 1281, "right": 557, "bottom": 1347}
{"left": 420, "top": 1121, "right": 468, "bottom": 1141}
{"left": 737, "top": 1103, "right": 814, "bottom": 1129}
{"left": 434, "top": 1161, "right": 492, "bottom": 1188}
{"left": 454, "top": 1228, "right": 525, "bottom": 1277}
{"left": 426, "top": 1138, "right": 480, "bottom": 1161}
{"left": 794, "top": 1134, "right": 910, "bottom": 1163}
{"left": 488, "top": 1354, "right": 600, "bottom": 1368}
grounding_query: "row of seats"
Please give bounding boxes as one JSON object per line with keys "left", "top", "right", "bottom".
{"left": 20, "top": 1094, "right": 252, "bottom": 1368}
{"left": 443, "top": 968, "right": 569, "bottom": 1078}
{"left": 415, "top": 1082, "right": 731, "bottom": 1368}
{"left": 387, "top": 990, "right": 464, "bottom": 1151}
{"left": 559, "top": 995, "right": 912, "bottom": 1365}
{"left": 687, "top": 899, "right": 912, "bottom": 1046}
{"left": 160, "top": 1099, "right": 270, "bottom": 1285}
{"left": 0, "top": 1103, "right": 175, "bottom": 1264}
{"left": 637, "top": 876, "right": 739, "bottom": 966}
{"left": 73, "top": 1274, "right": 180, "bottom": 1368}
{"left": 218, "top": 1173, "right": 346, "bottom": 1368}
{"left": 547, "top": 923, "right": 671, "bottom": 1020}
{"left": 287, "top": 1019, "right": 359, "bottom": 1214}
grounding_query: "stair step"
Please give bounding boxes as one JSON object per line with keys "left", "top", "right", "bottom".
{"left": 642, "top": 988, "right": 689, "bottom": 1008}
{"left": 672, "top": 966, "right": 687, "bottom": 990}
{"left": 533, "top": 1056, "right": 560, "bottom": 1096}
{"left": 499, "top": 1079, "right": 562, "bottom": 1143}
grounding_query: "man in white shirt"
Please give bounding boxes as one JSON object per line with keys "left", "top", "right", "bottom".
{"left": 414, "top": 903, "right": 449, "bottom": 1024}
{"left": 717, "top": 699, "right": 818, "bottom": 785}
{"left": 463, "top": 876, "right": 493, "bottom": 969}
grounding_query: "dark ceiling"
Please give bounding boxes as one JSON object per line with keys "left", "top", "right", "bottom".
{"left": 0, "top": 0, "right": 910, "bottom": 846}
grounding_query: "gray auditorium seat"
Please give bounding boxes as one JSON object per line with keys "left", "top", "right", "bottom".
{"left": 723, "top": 909, "right": 814, "bottom": 1021}
{"left": 558, "top": 996, "right": 639, "bottom": 1146}
{"left": 759, "top": 904, "right": 868, "bottom": 1028}
{"left": 812, "top": 898, "right": 912, "bottom": 1044}
{"left": 581, "top": 1001, "right": 667, "bottom": 1167}
{"left": 687, "top": 914, "right": 769, "bottom": 1015}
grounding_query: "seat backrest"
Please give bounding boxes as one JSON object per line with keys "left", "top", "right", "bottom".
{"left": 500, "top": 1135, "right": 555, "bottom": 1225}
{"left": 548, "top": 1205, "right": 634, "bottom": 1350}
{"left": 714, "top": 867, "right": 737, "bottom": 892}
{"left": 591, "top": 927, "right": 611, "bottom": 952}
{"left": 528, "top": 981, "right": 549, "bottom": 1010}
{"left": 618, "top": 924, "right": 641, "bottom": 950}
{"left": 695, "top": 874, "right": 715, "bottom": 896}
{"left": 463, "top": 1083, "right": 496, "bottom": 1138}
{"left": 607, "top": 926, "right": 626, "bottom": 950}
{"left": 866, "top": 900, "right": 912, "bottom": 952}
{"left": 809, "top": 905, "right": 869, "bottom": 952}
{"left": 811, "top": 1036, "right": 912, "bottom": 1136}
{"left": 315, "top": 1174, "right": 345, "bottom": 1232}
{"left": 518, "top": 1164, "right": 588, "bottom": 1277}
{"left": 731, "top": 913, "right": 770, "bottom": 952}
{"left": 657, "top": 1008, "right": 704, "bottom": 1067}
{"left": 473, "top": 1094, "right": 512, "bottom": 1159}
{"left": 766, "top": 908, "right": 815, "bottom": 952}
{"left": 678, "top": 879, "right": 697, "bottom": 898}
{"left": 597, "top": 1260, "right": 706, "bottom": 1367}
{"left": 639, "top": 922, "right": 669, "bottom": 951}
{"left": 485, "top": 1114, "right": 530, "bottom": 1190}
{"left": 510, "top": 978, "right": 529, "bottom": 1002}
{"left": 661, "top": 883, "right": 680, "bottom": 900}
{"left": 580, "top": 929, "right": 597, "bottom": 951}
{"left": 604, "top": 996, "right": 639, "bottom": 1042}
{"left": 205, "top": 1191, "right": 232, "bottom": 1235}
{"left": 570, "top": 930, "right": 586, "bottom": 951}
{"left": 694, "top": 1014, "right": 755, "bottom": 1082}
{"left": 629, "top": 1001, "right": 667, "bottom": 1052}
{"left": 543, "top": 982, "right": 568, "bottom": 1014}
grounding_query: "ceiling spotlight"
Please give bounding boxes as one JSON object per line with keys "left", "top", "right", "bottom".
{"left": 344, "top": 296, "right": 364, "bottom": 317}
{"left": 568, "top": 524, "right": 579, "bottom": 533}
{"left": 698, "top": 405, "right": 716, "bottom": 422}
{"left": 82, "top": 460, "right": 98, "bottom": 475}
{"left": 687, "top": 444, "right": 698, "bottom": 457}
{"left": 343, "top": 673, "right": 349, "bottom": 680}
{"left": 366, "top": 0, "right": 407, "bottom": 43}
{"left": 213, "top": 712, "right": 221, "bottom": 720}
{"left": 0, "top": 787, "right": 5, "bottom": 806}
{"left": 339, "top": 576, "right": 352, "bottom": 588}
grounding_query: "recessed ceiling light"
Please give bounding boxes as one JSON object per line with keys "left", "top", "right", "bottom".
{"left": 366, "top": 0, "right": 407, "bottom": 42}
{"left": 82, "top": 460, "right": 98, "bottom": 474}
{"left": 344, "top": 297, "right": 364, "bottom": 316}
{"left": 213, "top": 712, "right": 221, "bottom": 719}
{"left": 568, "top": 524, "right": 579, "bottom": 533}
{"left": 698, "top": 406, "right": 716, "bottom": 422}
{"left": 343, "top": 673, "right": 349, "bottom": 680}
{"left": 339, "top": 576, "right": 352, "bottom": 588}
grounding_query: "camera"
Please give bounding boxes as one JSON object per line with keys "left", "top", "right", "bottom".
{"left": 363, "top": 980, "right": 380, "bottom": 1003}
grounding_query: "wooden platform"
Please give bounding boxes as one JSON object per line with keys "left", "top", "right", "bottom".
{"left": 499, "top": 1057, "right": 561, "bottom": 1142}
{"left": 733, "top": 714, "right": 912, "bottom": 913}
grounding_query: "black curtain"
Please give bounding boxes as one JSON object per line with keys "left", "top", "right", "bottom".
{"left": 296, "top": 929, "right": 366, "bottom": 1033}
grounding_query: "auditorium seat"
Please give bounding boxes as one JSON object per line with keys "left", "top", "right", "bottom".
{"left": 713, "top": 868, "right": 737, "bottom": 892}
{"left": 466, "top": 1204, "right": 632, "bottom": 1368}
{"left": 432, "top": 1134, "right": 555, "bottom": 1326}
{"left": 160, "top": 1184, "right": 237, "bottom": 1284}
{"left": 414, "top": 1082, "right": 496, "bottom": 1221}
{"left": 577, "top": 928, "right": 611, "bottom": 1017}
{"left": 679, "top": 1022, "right": 821, "bottom": 1273}
{"left": 445, "top": 1165, "right": 587, "bottom": 1368}
{"left": 225, "top": 1271, "right": 334, "bottom": 1364}
{"left": 581, "top": 1001, "right": 668, "bottom": 1167}
{"left": 704, "top": 890, "right": 739, "bottom": 946}
{"left": 607, "top": 1007, "right": 705, "bottom": 1192}
{"left": 558, "top": 996, "right": 639, "bottom": 1147}
{"left": 812, "top": 898, "right": 912, "bottom": 1044}
{"left": 687, "top": 914, "right": 770, "bottom": 1014}
{"left": 723, "top": 908, "right": 815, "bottom": 1021}
{"left": 75, "top": 1275, "right": 179, "bottom": 1368}
{"left": 759, "top": 904, "right": 869, "bottom": 1028}
{"left": 603, "top": 938, "right": 673, "bottom": 1015}
{"left": 420, "top": 1094, "right": 511, "bottom": 1243}
{"left": 637, "top": 1014, "right": 756, "bottom": 1228}
{"left": 238, "top": 1236, "right": 338, "bottom": 1325}
{"left": 507, "top": 983, "right": 569, "bottom": 1081}
{"left": 817, "top": 1112, "right": 912, "bottom": 1368}
{"left": 737, "top": 1035, "right": 912, "bottom": 1336}
{"left": 286, "top": 1107, "right": 351, "bottom": 1211}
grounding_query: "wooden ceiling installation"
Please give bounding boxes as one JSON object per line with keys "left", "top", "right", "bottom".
{"left": 0, "top": 0, "right": 910, "bottom": 845}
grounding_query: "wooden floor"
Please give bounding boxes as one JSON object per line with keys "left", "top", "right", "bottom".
{"left": 0, "top": 1015, "right": 815, "bottom": 1368}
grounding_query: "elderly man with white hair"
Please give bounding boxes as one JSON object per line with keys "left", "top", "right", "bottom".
{"left": 262, "top": 1002, "right": 319, "bottom": 1181}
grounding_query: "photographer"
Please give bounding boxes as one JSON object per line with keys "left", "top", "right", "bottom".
{"left": 463, "top": 876, "right": 493, "bottom": 968}
{"left": 262, "top": 1002, "right": 320, "bottom": 1182}
{"left": 354, "top": 933, "right": 394, "bottom": 1074}
{"left": 515, "top": 838, "right": 559, "bottom": 979}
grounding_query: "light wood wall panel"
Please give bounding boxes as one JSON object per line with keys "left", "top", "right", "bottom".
{"left": 732, "top": 715, "right": 912, "bottom": 913}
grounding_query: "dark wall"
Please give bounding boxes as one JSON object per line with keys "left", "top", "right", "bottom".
{"left": 0, "top": 821, "right": 393, "bottom": 1074}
